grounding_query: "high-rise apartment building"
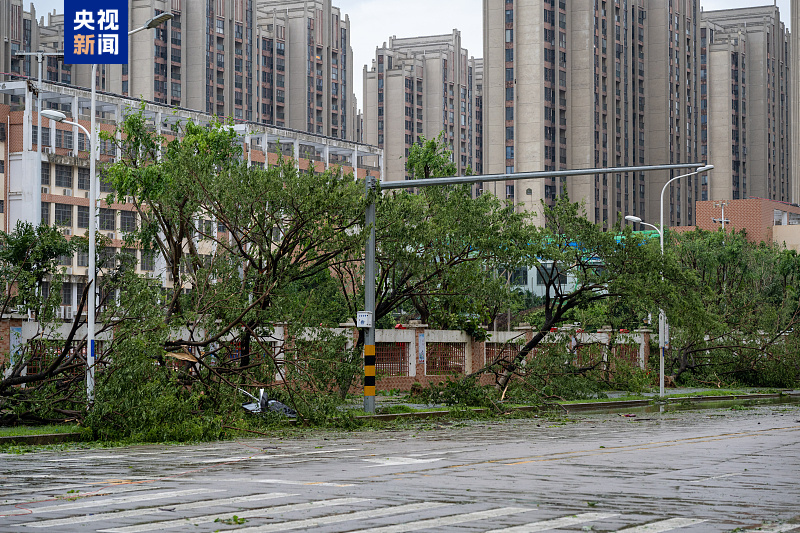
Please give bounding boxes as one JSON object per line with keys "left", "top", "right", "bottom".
{"left": 484, "top": 0, "right": 701, "bottom": 228}
{"left": 645, "top": 1, "right": 702, "bottom": 228}
{"left": 10, "top": 0, "right": 358, "bottom": 141}
{"left": 362, "top": 31, "right": 482, "bottom": 181}
{"left": 700, "top": 7, "right": 791, "bottom": 203}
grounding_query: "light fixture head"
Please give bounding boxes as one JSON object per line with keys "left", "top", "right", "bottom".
{"left": 625, "top": 215, "right": 643, "bottom": 224}
{"left": 41, "top": 109, "right": 67, "bottom": 122}
{"left": 145, "top": 12, "right": 174, "bottom": 29}
{"left": 696, "top": 164, "right": 714, "bottom": 173}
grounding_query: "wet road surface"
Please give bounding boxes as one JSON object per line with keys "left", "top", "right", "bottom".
{"left": 1, "top": 403, "right": 799, "bottom": 532}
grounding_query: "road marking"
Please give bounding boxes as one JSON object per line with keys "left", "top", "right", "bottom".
{"left": 252, "top": 479, "right": 354, "bottom": 487}
{"left": 346, "top": 507, "right": 531, "bottom": 533}
{"left": 0, "top": 484, "right": 155, "bottom": 500}
{"left": 18, "top": 489, "right": 216, "bottom": 515}
{"left": 228, "top": 502, "right": 448, "bottom": 533}
{"left": 483, "top": 512, "right": 619, "bottom": 532}
{"left": 616, "top": 518, "right": 707, "bottom": 532}
{"left": 46, "top": 455, "right": 122, "bottom": 462}
{"left": 747, "top": 526, "right": 800, "bottom": 533}
{"left": 689, "top": 472, "right": 743, "bottom": 483}
{"left": 199, "top": 447, "right": 360, "bottom": 464}
{"left": 97, "top": 497, "right": 372, "bottom": 532}
{"left": 364, "top": 457, "right": 443, "bottom": 467}
{"left": 406, "top": 449, "right": 476, "bottom": 457}
{"left": 22, "top": 492, "right": 295, "bottom": 528}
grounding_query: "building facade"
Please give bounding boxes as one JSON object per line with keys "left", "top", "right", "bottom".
{"left": 362, "top": 31, "right": 482, "bottom": 182}
{"left": 691, "top": 198, "right": 800, "bottom": 248}
{"left": 484, "top": 0, "right": 702, "bottom": 229}
{"left": 700, "top": 7, "right": 792, "bottom": 203}
{"left": 0, "top": 80, "right": 381, "bottom": 318}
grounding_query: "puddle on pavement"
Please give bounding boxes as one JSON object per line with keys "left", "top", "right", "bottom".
{"left": 565, "top": 395, "right": 800, "bottom": 415}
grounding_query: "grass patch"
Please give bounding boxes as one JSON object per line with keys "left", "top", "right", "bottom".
{"left": 0, "top": 424, "right": 81, "bottom": 437}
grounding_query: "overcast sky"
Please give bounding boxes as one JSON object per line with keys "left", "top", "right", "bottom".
{"left": 32, "top": 0, "right": 791, "bottom": 107}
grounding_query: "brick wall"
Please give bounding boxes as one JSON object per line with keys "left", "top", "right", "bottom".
{"left": 692, "top": 198, "right": 800, "bottom": 244}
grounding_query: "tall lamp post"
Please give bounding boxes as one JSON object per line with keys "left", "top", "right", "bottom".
{"left": 43, "top": 12, "right": 173, "bottom": 403}
{"left": 625, "top": 164, "right": 713, "bottom": 397}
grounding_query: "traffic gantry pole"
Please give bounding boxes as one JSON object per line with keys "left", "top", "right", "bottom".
{"left": 363, "top": 175, "right": 378, "bottom": 413}
{"left": 361, "top": 162, "right": 707, "bottom": 412}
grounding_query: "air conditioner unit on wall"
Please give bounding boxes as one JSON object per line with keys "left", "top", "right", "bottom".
{"left": 84, "top": 191, "right": 89, "bottom": 198}
{"left": 41, "top": 186, "right": 49, "bottom": 194}
{"left": 62, "top": 228, "right": 71, "bottom": 236}
{"left": 62, "top": 188, "right": 72, "bottom": 196}
{"left": 106, "top": 232, "right": 115, "bottom": 240}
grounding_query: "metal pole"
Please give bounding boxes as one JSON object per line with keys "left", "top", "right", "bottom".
{"left": 87, "top": 63, "right": 97, "bottom": 403}
{"left": 37, "top": 53, "right": 42, "bottom": 225}
{"left": 380, "top": 163, "right": 705, "bottom": 190}
{"left": 363, "top": 177, "right": 377, "bottom": 413}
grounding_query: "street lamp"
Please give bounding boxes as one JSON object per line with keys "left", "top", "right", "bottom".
{"left": 39, "top": 13, "right": 174, "bottom": 403}
{"left": 42, "top": 109, "right": 95, "bottom": 401}
{"left": 129, "top": 13, "right": 175, "bottom": 35}
{"left": 624, "top": 164, "right": 714, "bottom": 398}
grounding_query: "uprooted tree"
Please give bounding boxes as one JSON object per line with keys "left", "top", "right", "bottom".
{"left": 663, "top": 228, "right": 800, "bottom": 387}
{"left": 476, "top": 198, "right": 672, "bottom": 394}
{"left": 0, "top": 222, "right": 89, "bottom": 424}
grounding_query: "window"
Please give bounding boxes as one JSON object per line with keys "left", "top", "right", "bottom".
{"left": 54, "top": 204, "right": 72, "bottom": 226}
{"left": 506, "top": 127, "right": 514, "bottom": 140}
{"left": 55, "top": 165, "right": 72, "bottom": 188}
{"left": 78, "top": 168, "right": 90, "bottom": 190}
{"left": 77, "top": 205, "right": 89, "bottom": 228}
{"left": 99, "top": 173, "right": 114, "bottom": 193}
{"left": 41, "top": 202, "right": 50, "bottom": 225}
{"left": 61, "top": 282, "right": 73, "bottom": 305}
{"left": 100, "top": 247, "right": 117, "bottom": 267}
{"left": 536, "top": 264, "right": 568, "bottom": 286}
{"left": 99, "top": 208, "right": 116, "bottom": 231}
{"left": 41, "top": 162, "right": 51, "bottom": 185}
{"left": 77, "top": 251, "right": 89, "bottom": 267}
{"left": 505, "top": 29, "right": 513, "bottom": 43}
{"left": 120, "top": 211, "right": 137, "bottom": 232}
{"left": 140, "top": 250, "right": 155, "bottom": 271}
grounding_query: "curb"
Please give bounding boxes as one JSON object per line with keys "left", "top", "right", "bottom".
{"left": 0, "top": 432, "right": 83, "bottom": 446}
{"left": 359, "top": 392, "right": 800, "bottom": 420}
{"left": 559, "top": 392, "right": 800, "bottom": 413}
